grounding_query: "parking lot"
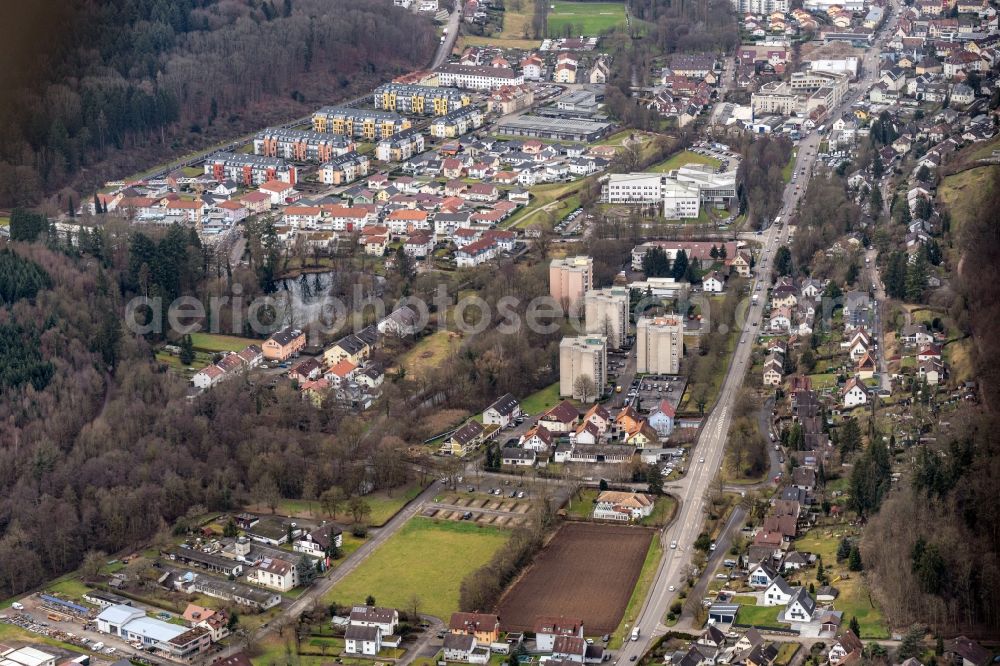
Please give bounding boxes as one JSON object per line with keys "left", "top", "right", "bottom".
{"left": 624, "top": 374, "right": 687, "bottom": 412}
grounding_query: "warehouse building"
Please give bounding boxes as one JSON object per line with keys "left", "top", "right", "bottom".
{"left": 497, "top": 115, "right": 612, "bottom": 142}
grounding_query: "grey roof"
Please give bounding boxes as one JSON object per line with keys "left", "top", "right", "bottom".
{"left": 768, "top": 576, "right": 794, "bottom": 596}
{"left": 788, "top": 586, "right": 816, "bottom": 615}
{"left": 346, "top": 624, "right": 381, "bottom": 642}
{"left": 269, "top": 326, "right": 303, "bottom": 347}
{"left": 488, "top": 393, "right": 520, "bottom": 416}
{"left": 350, "top": 606, "right": 397, "bottom": 625}
{"left": 443, "top": 633, "right": 476, "bottom": 652}
{"left": 336, "top": 334, "right": 367, "bottom": 355}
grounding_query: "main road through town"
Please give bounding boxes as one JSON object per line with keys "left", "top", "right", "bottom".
{"left": 614, "top": 5, "right": 898, "bottom": 658}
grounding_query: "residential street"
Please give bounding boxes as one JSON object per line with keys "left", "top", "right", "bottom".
{"left": 610, "top": 5, "right": 901, "bottom": 655}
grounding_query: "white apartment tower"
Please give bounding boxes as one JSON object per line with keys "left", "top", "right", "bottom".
{"left": 637, "top": 315, "right": 684, "bottom": 374}
{"left": 585, "top": 287, "right": 630, "bottom": 350}
{"left": 559, "top": 336, "right": 608, "bottom": 400}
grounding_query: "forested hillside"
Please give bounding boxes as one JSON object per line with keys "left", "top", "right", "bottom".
{"left": 861, "top": 169, "right": 1000, "bottom": 637}
{"left": 0, "top": 0, "right": 436, "bottom": 208}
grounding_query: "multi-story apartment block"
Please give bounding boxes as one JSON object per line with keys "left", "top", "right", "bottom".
{"left": 373, "top": 83, "right": 471, "bottom": 115}
{"left": 637, "top": 315, "right": 684, "bottom": 375}
{"left": 436, "top": 64, "right": 525, "bottom": 90}
{"left": 559, "top": 336, "right": 607, "bottom": 400}
{"left": 254, "top": 128, "right": 355, "bottom": 162}
{"left": 311, "top": 107, "right": 411, "bottom": 140}
{"left": 731, "top": 0, "right": 788, "bottom": 13}
{"left": 319, "top": 152, "right": 371, "bottom": 185}
{"left": 487, "top": 84, "right": 535, "bottom": 115}
{"left": 204, "top": 152, "right": 297, "bottom": 186}
{"left": 584, "top": 287, "right": 630, "bottom": 350}
{"left": 429, "top": 106, "right": 485, "bottom": 138}
{"left": 375, "top": 128, "right": 426, "bottom": 162}
{"left": 549, "top": 255, "right": 593, "bottom": 314}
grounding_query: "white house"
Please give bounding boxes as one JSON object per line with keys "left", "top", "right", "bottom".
{"left": 781, "top": 587, "right": 816, "bottom": 622}
{"left": 483, "top": 393, "right": 521, "bottom": 427}
{"left": 248, "top": 557, "right": 298, "bottom": 592}
{"left": 842, "top": 377, "right": 869, "bottom": 408}
{"left": 501, "top": 448, "right": 537, "bottom": 466}
{"left": 520, "top": 425, "right": 554, "bottom": 451}
{"left": 443, "top": 633, "right": 489, "bottom": 664}
{"left": 192, "top": 364, "right": 225, "bottom": 389}
{"left": 748, "top": 562, "right": 778, "bottom": 589}
{"left": 534, "top": 616, "right": 584, "bottom": 652}
{"left": 349, "top": 606, "right": 399, "bottom": 636}
{"left": 702, "top": 271, "right": 725, "bottom": 293}
{"left": 293, "top": 524, "right": 343, "bottom": 558}
{"left": 345, "top": 625, "right": 381, "bottom": 655}
{"left": 763, "top": 576, "right": 796, "bottom": 606}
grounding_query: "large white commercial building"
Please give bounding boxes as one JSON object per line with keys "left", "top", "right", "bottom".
{"left": 809, "top": 57, "right": 860, "bottom": 77}
{"left": 559, "top": 336, "right": 607, "bottom": 400}
{"left": 585, "top": 287, "right": 630, "bottom": 350}
{"left": 603, "top": 166, "right": 737, "bottom": 218}
{"left": 637, "top": 315, "right": 684, "bottom": 375}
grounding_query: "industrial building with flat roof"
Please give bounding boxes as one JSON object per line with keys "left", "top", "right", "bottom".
{"left": 497, "top": 115, "right": 612, "bottom": 142}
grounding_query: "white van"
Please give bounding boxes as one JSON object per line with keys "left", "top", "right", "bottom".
{"left": 631, "top": 627, "right": 640, "bottom": 641}
{"left": 11, "top": 602, "right": 24, "bottom": 611}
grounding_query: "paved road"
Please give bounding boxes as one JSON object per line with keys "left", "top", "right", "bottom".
{"left": 432, "top": 3, "right": 460, "bottom": 69}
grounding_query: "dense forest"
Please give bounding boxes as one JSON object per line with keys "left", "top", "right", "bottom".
{"left": 0, "top": 0, "right": 437, "bottom": 208}
{"left": 861, "top": 171, "right": 1000, "bottom": 636}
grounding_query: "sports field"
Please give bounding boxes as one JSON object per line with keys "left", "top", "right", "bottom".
{"left": 325, "top": 518, "right": 508, "bottom": 619}
{"left": 546, "top": 1, "right": 627, "bottom": 36}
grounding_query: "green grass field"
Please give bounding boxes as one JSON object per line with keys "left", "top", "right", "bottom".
{"left": 189, "top": 332, "right": 261, "bottom": 352}
{"left": 325, "top": 518, "right": 509, "bottom": 619}
{"left": 649, "top": 150, "right": 721, "bottom": 173}
{"left": 793, "top": 527, "right": 888, "bottom": 638}
{"left": 247, "top": 482, "right": 424, "bottom": 527}
{"left": 546, "top": 1, "right": 627, "bottom": 36}
{"left": 0, "top": 216, "right": 9, "bottom": 227}
{"left": 734, "top": 604, "right": 784, "bottom": 628}
{"left": 520, "top": 382, "right": 562, "bottom": 415}
{"left": 399, "top": 331, "right": 462, "bottom": 379}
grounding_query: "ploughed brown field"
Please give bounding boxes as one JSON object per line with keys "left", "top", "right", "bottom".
{"left": 495, "top": 522, "right": 655, "bottom": 634}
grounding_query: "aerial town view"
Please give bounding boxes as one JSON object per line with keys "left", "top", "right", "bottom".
{"left": 0, "top": 2, "right": 998, "bottom": 666}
